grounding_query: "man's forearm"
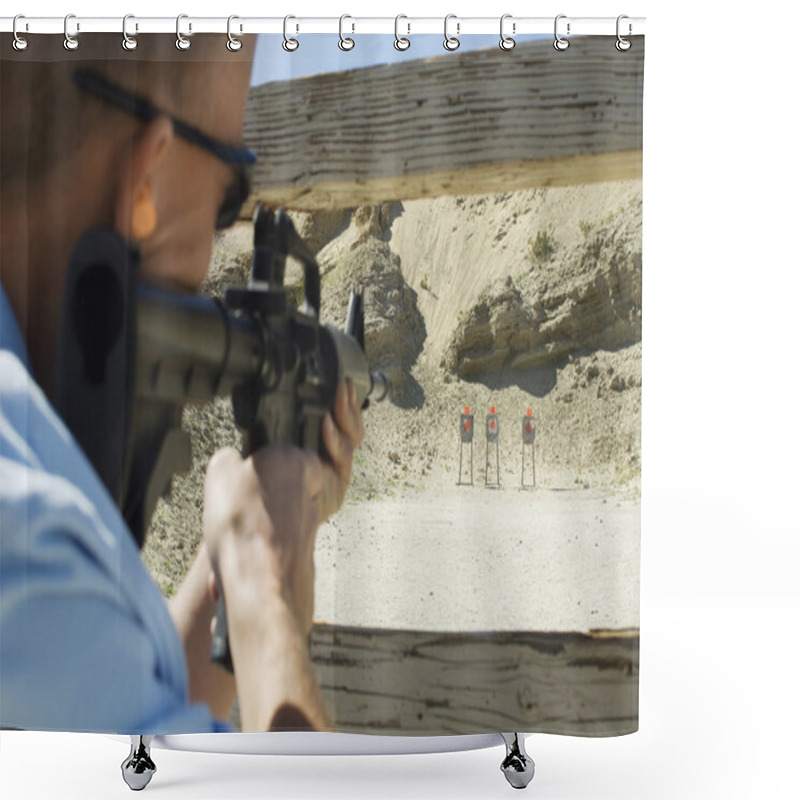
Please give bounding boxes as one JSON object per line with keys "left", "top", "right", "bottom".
{"left": 169, "top": 546, "right": 237, "bottom": 720}
{"left": 226, "top": 586, "right": 331, "bottom": 732}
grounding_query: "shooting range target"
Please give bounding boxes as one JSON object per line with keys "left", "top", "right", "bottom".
{"left": 521, "top": 407, "right": 536, "bottom": 488}
{"left": 486, "top": 405, "right": 499, "bottom": 443}
{"left": 485, "top": 404, "right": 500, "bottom": 486}
{"left": 522, "top": 409, "right": 536, "bottom": 444}
{"left": 460, "top": 406, "right": 474, "bottom": 444}
{"left": 458, "top": 405, "right": 474, "bottom": 485}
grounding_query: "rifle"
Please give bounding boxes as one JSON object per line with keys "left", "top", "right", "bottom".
{"left": 55, "top": 204, "right": 390, "bottom": 673}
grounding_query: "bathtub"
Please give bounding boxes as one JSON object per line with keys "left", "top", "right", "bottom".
{"left": 113, "top": 731, "right": 535, "bottom": 790}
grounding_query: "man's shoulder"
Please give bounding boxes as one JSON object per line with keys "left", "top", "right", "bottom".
{"left": 0, "top": 350, "right": 67, "bottom": 467}
{"left": 1, "top": 347, "right": 125, "bottom": 556}
{"left": 0, "top": 346, "right": 185, "bottom": 696}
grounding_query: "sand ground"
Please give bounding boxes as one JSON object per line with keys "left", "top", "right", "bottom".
{"left": 315, "top": 486, "right": 640, "bottom": 632}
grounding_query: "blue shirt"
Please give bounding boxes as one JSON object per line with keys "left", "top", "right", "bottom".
{"left": 0, "top": 283, "right": 232, "bottom": 733}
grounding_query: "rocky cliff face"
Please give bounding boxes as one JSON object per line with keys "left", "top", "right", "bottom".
{"left": 442, "top": 199, "right": 642, "bottom": 377}
{"left": 319, "top": 236, "right": 425, "bottom": 395}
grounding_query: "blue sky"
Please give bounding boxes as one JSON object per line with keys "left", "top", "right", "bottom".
{"left": 250, "top": 34, "right": 545, "bottom": 85}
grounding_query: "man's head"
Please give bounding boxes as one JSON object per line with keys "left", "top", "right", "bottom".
{"left": 0, "top": 34, "right": 255, "bottom": 391}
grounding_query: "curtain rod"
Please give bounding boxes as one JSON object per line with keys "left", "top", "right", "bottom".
{"left": 1, "top": 16, "right": 646, "bottom": 37}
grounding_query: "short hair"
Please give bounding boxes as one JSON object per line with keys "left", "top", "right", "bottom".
{"left": 1, "top": 33, "right": 251, "bottom": 187}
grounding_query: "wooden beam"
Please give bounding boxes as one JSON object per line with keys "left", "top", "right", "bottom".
{"left": 243, "top": 36, "right": 644, "bottom": 211}
{"left": 228, "top": 626, "right": 638, "bottom": 734}
{"left": 309, "top": 625, "right": 638, "bottom": 735}
{"left": 231, "top": 625, "right": 639, "bottom": 736}
{"left": 311, "top": 625, "right": 639, "bottom": 736}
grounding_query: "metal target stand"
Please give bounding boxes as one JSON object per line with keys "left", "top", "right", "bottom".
{"left": 521, "top": 409, "right": 536, "bottom": 489}
{"left": 485, "top": 407, "right": 500, "bottom": 487}
{"left": 458, "top": 407, "right": 474, "bottom": 486}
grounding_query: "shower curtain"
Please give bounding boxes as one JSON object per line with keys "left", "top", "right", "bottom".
{"left": 0, "top": 22, "right": 643, "bottom": 740}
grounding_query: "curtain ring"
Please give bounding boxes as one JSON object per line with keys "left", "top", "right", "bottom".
{"left": 616, "top": 15, "right": 632, "bottom": 51}
{"left": 339, "top": 15, "right": 355, "bottom": 51}
{"left": 227, "top": 15, "right": 242, "bottom": 51}
{"left": 394, "top": 14, "right": 410, "bottom": 51}
{"left": 444, "top": 14, "right": 460, "bottom": 51}
{"left": 122, "top": 15, "right": 138, "bottom": 51}
{"left": 12, "top": 15, "right": 29, "bottom": 51}
{"left": 63, "top": 14, "right": 79, "bottom": 51}
{"left": 553, "top": 14, "right": 570, "bottom": 51}
{"left": 176, "top": 14, "right": 191, "bottom": 50}
{"left": 499, "top": 14, "right": 515, "bottom": 51}
{"left": 283, "top": 15, "right": 299, "bottom": 51}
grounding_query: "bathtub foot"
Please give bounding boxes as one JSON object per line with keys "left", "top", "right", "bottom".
{"left": 500, "top": 733, "right": 534, "bottom": 789}
{"left": 121, "top": 735, "right": 156, "bottom": 791}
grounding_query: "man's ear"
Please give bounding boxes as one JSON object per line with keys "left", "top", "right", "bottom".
{"left": 114, "top": 116, "right": 174, "bottom": 242}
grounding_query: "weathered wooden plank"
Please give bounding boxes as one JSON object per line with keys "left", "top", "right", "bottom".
{"left": 230, "top": 626, "right": 638, "bottom": 735}
{"left": 310, "top": 626, "right": 638, "bottom": 736}
{"left": 243, "top": 36, "right": 644, "bottom": 210}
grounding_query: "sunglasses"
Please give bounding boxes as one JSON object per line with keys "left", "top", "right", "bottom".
{"left": 73, "top": 70, "right": 257, "bottom": 230}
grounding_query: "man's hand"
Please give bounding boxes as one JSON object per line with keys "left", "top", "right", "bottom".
{"left": 202, "top": 377, "right": 362, "bottom": 634}
{"left": 196, "top": 377, "right": 362, "bottom": 731}
{"left": 318, "top": 378, "right": 366, "bottom": 522}
{"left": 201, "top": 425, "right": 343, "bottom": 731}
{"left": 203, "top": 442, "right": 323, "bottom": 638}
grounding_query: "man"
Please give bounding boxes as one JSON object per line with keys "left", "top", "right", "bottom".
{"left": 0, "top": 34, "right": 363, "bottom": 733}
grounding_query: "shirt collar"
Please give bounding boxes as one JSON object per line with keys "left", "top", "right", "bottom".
{"left": 0, "top": 282, "right": 31, "bottom": 371}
